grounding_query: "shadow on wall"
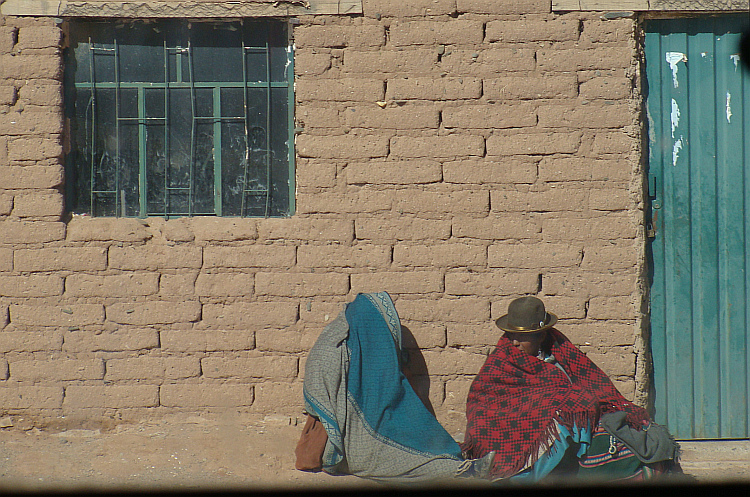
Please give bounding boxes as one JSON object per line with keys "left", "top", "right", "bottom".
{"left": 400, "top": 325, "right": 435, "bottom": 416}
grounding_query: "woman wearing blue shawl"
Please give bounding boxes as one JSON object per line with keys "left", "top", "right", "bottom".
{"left": 302, "top": 292, "right": 493, "bottom": 482}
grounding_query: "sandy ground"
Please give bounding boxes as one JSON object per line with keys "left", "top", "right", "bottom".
{"left": 0, "top": 412, "right": 747, "bottom": 492}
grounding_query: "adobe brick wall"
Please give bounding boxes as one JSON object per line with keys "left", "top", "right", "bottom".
{"left": 0, "top": 2, "right": 646, "bottom": 434}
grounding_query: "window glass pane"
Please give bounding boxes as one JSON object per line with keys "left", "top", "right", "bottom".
{"left": 195, "top": 88, "right": 213, "bottom": 118}
{"left": 145, "top": 88, "right": 165, "bottom": 119}
{"left": 118, "top": 24, "right": 165, "bottom": 83}
{"left": 118, "top": 123, "right": 141, "bottom": 217}
{"left": 146, "top": 124, "right": 166, "bottom": 215}
{"left": 168, "top": 88, "right": 193, "bottom": 189}
{"left": 120, "top": 88, "right": 138, "bottom": 119}
{"left": 269, "top": 23, "right": 289, "bottom": 83}
{"left": 269, "top": 87, "right": 291, "bottom": 216}
{"left": 193, "top": 122, "right": 216, "bottom": 215}
{"left": 221, "top": 88, "right": 245, "bottom": 118}
{"left": 192, "top": 23, "right": 243, "bottom": 83}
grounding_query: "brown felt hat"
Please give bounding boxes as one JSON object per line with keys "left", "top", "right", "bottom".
{"left": 495, "top": 296, "right": 557, "bottom": 333}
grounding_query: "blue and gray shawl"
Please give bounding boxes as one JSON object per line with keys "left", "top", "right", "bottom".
{"left": 303, "top": 292, "right": 465, "bottom": 482}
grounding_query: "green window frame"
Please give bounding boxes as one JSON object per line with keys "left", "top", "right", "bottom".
{"left": 64, "top": 19, "right": 295, "bottom": 218}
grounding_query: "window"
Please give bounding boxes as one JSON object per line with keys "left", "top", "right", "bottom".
{"left": 64, "top": 19, "right": 294, "bottom": 218}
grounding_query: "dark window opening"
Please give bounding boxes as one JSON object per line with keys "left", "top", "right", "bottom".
{"left": 64, "top": 19, "right": 295, "bottom": 218}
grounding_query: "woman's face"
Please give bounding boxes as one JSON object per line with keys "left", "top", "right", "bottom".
{"left": 504, "top": 330, "right": 546, "bottom": 357}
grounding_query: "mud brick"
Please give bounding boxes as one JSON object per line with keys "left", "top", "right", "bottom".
{"left": 191, "top": 218, "right": 257, "bottom": 242}
{"left": 66, "top": 217, "right": 150, "bottom": 242}
{"left": 252, "top": 382, "right": 304, "bottom": 411}
{"left": 296, "top": 189, "right": 393, "bottom": 214}
{"left": 204, "top": 245, "right": 296, "bottom": 269}
{"left": 296, "top": 159, "right": 337, "bottom": 188}
{"left": 588, "top": 296, "right": 637, "bottom": 320}
{"left": 159, "top": 273, "right": 197, "bottom": 296}
{"left": 536, "top": 47, "right": 634, "bottom": 71}
{"left": 256, "top": 328, "right": 319, "bottom": 353}
{"left": 296, "top": 78, "right": 384, "bottom": 102}
{"left": 202, "top": 356, "right": 298, "bottom": 379}
{"left": 422, "top": 349, "right": 487, "bottom": 375}
{"left": 445, "top": 271, "right": 539, "bottom": 296}
{"left": 10, "top": 359, "right": 104, "bottom": 382}
{"left": 363, "top": 0, "right": 457, "bottom": 17}
{"left": 294, "top": 24, "right": 384, "bottom": 48}
{"left": 444, "top": 378, "right": 475, "bottom": 410}
{"left": 63, "top": 385, "right": 159, "bottom": 409}
{"left": 10, "top": 303, "right": 104, "bottom": 327}
{"left": 0, "top": 27, "right": 17, "bottom": 54}
{"left": 447, "top": 323, "right": 499, "bottom": 347}
{"left": 393, "top": 189, "right": 488, "bottom": 215}
{"left": 590, "top": 187, "right": 631, "bottom": 211}
{"left": 0, "top": 109, "right": 63, "bottom": 136}
{"left": 0, "top": 221, "right": 65, "bottom": 244}
{"left": 444, "top": 158, "right": 538, "bottom": 184}
{"left": 592, "top": 130, "right": 633, "bottom": 155}
{"left": 581, "top": 244, "right": 639, "bottom": 271}
{"left": 442, "top": 102, "right": 537, "bottom": 129}
{"left": 0, "top": 386, "right": 62, "bottom": 409}
{"left": 0, "top": 165, "right": 63, "bottom": 189}
{"left": 484, "top": 76, "right": 578, "bottom": 100}
{"left": 0, "top": 54, "right": 62, "bottom": 80}
{"left": 389, "top": 20, "right": 483, "bottom": 46}
{"left": 395, "top": 297, "right": 490, "bottom": 323}
{"left": 393, "top": 242, "right": 486, "bottom": 268}
{"left": 299, "top": 301, "right": 346, "bottom": 324}
{"left": 440, "top": 49, "right": 537, "bottom": 74}
{"left": 160, "top": 330, "right": 255, "bottom": 353}
{"left": 344, "top": 104, "right": 440, "bottom": 130}
{"left": 7, "top": 136, "right": 62, "bottom": 161}
{"left": 514, "top": 295, "right": 587, "bottom": 321}
{"left": 0, "top": 194, "right": 12, "bottom": 215}
{"left": 488, "top": 242, "right": 583, "bottom": 268}
{"left": 386, "top": 77, "right": 482, "bottom": 100}
{"left": 487, "top": 131, "right": 581, "bottom": 156}
{"left": 160, "top": 384, "right": 253, "bottom": 408}
{"left": 355, "top": 218, "right": 451, "bottom": 241}
{"left": 0, "top": 331, "right": 63, "bottom": 353}
{"left": 195, "top": 273, "right": 254, "bottom": 297}
{"left": 105, "top": 357, "right": 201, "bottom": 381}
{"left": 17, "top": 81, "right": 62, "bottom": 106}
{"left": 579, "top": 77, "right": 632, "bottom": 100}
{"left": 351, "top": 271, "right": 444, "bottom": 295}
{"left": 258, "top": 218, "right": 353, "bottom": 242}
{"left": 452, "top": 214, "right": 540, "bottom": 241}
{"left": 342, "top": 50, "right": 438, "bottom": 74}
{"left": 296, "top": 107, "right": 341, "bottom": 130}
{"left": 346, "top": 160, "right": 441, "bottom": 185}
{"left": 0, "top": 274, "right": 63, "bottom": 297}
{"left": 563, "top": 322, "right": 637, "bottom": 347}
{"left": 0, "top": 248, "right": 11, "bottom": 271}
{"left": 106, "top": 302, "right": 202, "bottom": 325}
{"left": 16, "top": 26, "right": 62, "bottom": 50}
{"left": 485, "top": 18, "right": 579, "bottom": 43}
{"left": 62, "top": 330, "right": 159, "bottom": 353}
{"left": 201, "top": 302, "right": 298, "bottom": 329}
{"left": 109, "top": 245, "right": 202, "bottom": 270}
{"left": 390, "top": 135, "right": 484, "bottom": 159}
{"left": 65, "top": 273, "right": 158, "bottom": 297}
{"left": 255, "top": 272, "right": 349, "bottom": 297}
{"left": 400, "top": 321, "right": 447, "bottom": 349}
{"left": 491, "top": 187, "right": 588, "bottom": 213}
{"left": 537, "top": 102, "right": 632, "bottom": 129}
{"left": 456, "top": 0, "right": 550, "bottom": 14}
{"left": 581, "top": 19, "right": 634, "bottom": 44}
{"left": 294, "top": 51, "right": 332, "bottom": 76}
{"left": 297, "top": 134, "right": 389, "bottom": 159}
{"left": 14, "top": 247, "right": 106, "bottom": 272}
{"left": 542, "top": 272, "right": 636, "bottom": 298}
{"left": 297, "top": 244, "right": 390, "bottom": 268}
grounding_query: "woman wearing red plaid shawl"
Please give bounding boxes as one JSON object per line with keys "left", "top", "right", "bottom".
{"left": 461, "top": 296, "right": 680, "bottom": 482}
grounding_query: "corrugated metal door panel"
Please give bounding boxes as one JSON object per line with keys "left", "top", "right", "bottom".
{"left": 645, "top": 16, "right": 750, "bottom": 439}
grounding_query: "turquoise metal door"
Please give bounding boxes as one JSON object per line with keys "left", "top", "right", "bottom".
{"left": 646, "top": 16, "right": 750, "bottom": 439}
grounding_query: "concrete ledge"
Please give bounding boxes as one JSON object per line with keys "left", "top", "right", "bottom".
{"left": 1, "top": 0, "right": 362, "bottom": 17}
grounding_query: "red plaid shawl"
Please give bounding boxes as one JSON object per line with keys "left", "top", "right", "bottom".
{"left": 461, "top": 329, "right": 649, "bottom": 479}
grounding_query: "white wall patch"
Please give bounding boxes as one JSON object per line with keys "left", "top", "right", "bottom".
{"left": 671, "top": 99, "right": 680, "bottom": 138}
{"left": 727, "top": 92, "right": 732, "bottom": 123}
